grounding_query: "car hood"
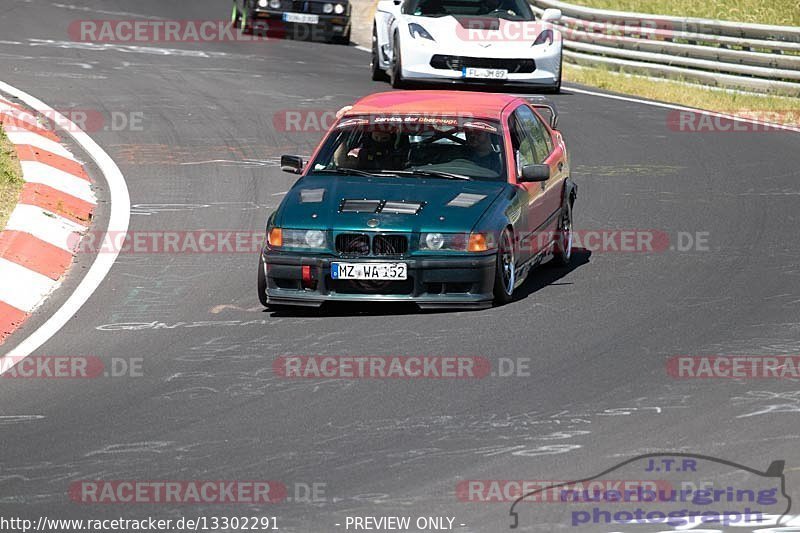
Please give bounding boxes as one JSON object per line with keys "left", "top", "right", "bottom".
{"left": 277, "top": 174, "right": 509, "bottom": 233}
{"left": 405, "top": 15, "right": 552, "bottom": 52}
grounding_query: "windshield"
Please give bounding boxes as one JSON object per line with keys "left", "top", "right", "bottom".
{"left": 405, "top": 0, "right": 534, "bottom": 19}
{"left": 310, "top": 115, "right": 507, "bottom": 182}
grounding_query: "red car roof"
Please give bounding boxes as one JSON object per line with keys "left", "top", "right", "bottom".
{"left": 346, "top": 91, "right": 524, "bottom": 121}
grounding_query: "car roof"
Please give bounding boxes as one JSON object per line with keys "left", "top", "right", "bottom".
{"left": 345, "top": 91, "right": 525, "bottom": 121}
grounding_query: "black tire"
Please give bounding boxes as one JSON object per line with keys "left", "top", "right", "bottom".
{"left": 231, "top": 3, "right": 241, "bottom": 26}
{"left": 240, "top": 9, "right": 252, "bottom": 34}
{"left": 390, "top": 34, "right": 406, "bottom": 89}
{"left": 493, "top": 228, "right": 516, "bottom": 305}
{"left": 551, "top": 197, "right": 573, "bottom": 267}
{"left": 257, "top": 254, "right": 269, "bottom": 307}
{"left": 371, "top": 25, "right": 388, "bottom": 81}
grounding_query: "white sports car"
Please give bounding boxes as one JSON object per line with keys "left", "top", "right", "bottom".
{"left": 371, "top": 0, "right": 563, "bottom": 91}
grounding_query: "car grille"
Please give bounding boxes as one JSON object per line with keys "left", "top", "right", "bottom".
{"left": 430, "top": 55, "right": 536, "bottom": 74}
{"left": 373, "top": 234, "right": 408, "bottom": 256}
{"left": 336, "top": 233, "right": 370, "bottom": 255}
{"left": 289, "top": 1, "right": 325, "bottom": 14}
{"left": 335, "top": 233, "right": 409, "bottom": 256}
{"left": 328, "top": 278, "right": 414, "bottom": 295}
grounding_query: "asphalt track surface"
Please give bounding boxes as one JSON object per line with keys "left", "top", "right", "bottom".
{"left": 1, "top": 1, "right": 800, "bottom": 532}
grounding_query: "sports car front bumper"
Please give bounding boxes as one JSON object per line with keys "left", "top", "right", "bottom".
{"left": 398, "top": 39, "right": 561, "bottom": 87}
{"left": 262, "top": 250, "right": 497, "bottom": 309}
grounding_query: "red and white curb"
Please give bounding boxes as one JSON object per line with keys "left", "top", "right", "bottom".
{"left": 0, "top": 96, "right": 97, "bottom": 344}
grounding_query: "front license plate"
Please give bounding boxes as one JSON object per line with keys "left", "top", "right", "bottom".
{"left": 331, "top": 263, "right": 408, "bottom": 280}
{"left": 463, "top": 67, "right": 508, "bottom": 80}
{"left": 283, "top": 12, "right": 320, "bottom": 24}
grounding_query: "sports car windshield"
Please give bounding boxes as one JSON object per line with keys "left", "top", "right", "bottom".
{"left": 310, "top": 116, "right": 507, "bottom": 182}
{"left": 406, "top": 0, "right": 534, "bottom": 19}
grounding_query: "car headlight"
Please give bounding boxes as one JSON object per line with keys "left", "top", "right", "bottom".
{"left": 323, "top": 3, "right": 334, "bottom": 13}
{"left": 268, "top": 228, "right": 327, "bottom": 250}
{"left": 419, "top": 232, "right": 494, "bottom": 252}
{"left": 269, "top": 0, "right": 281, "bottom": 7}
{"left": 533, "top": 29, "right": 554, "bottom": 46}
{"left": 258, "top": 0, "right": 268, "bottom": 7}
{"left": 334, "top": 3, "right": 345, "bottom": 14}
{"left": 409, "top": 23, "right": 435, "bottom": 41}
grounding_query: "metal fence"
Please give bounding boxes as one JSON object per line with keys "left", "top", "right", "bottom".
{"left": 530, "top": 0, "right": 800, "bottom": 95}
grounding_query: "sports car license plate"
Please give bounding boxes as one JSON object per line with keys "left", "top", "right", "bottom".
{"left": 283, "top": 13, "right": 319, "bottom": 24}
{"left": 331, "top": 263, "right": 408, "bottom": 280}
{"left": 463, "top": 67, "right": 508, "bottom": 80}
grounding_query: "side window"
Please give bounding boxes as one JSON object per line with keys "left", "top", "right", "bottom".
{"left": 509, "top": 112, "right": 536, "bottom": 174}
{"left": 516, "top": 105, "right": 553, "bottom": 163}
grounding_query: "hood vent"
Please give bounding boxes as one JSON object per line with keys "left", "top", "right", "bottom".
{"left": 447, "top": 193, "right": 486, "bottom": 208}
{"left": 300, "top": 188, "right": 325, "bottom": 203}
{"left": 339, "top": 199, "right": 425, "bottom": 215}
{"left": 381, "top": 201, "right": 424, "bottom": 215}
{"left": 340, "top": 199, "right": 382, "bottom": 213}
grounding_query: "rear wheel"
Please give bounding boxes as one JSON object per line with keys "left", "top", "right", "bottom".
{"left": 493, "top": 228, "right": 516, "bottom": 305}
{"left": 551, "top": 198, "right": 573, "bottom": 266}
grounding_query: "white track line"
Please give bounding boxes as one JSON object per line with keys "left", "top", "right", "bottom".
{"left": 20, "top": 161, "right": 97, "bottom": 204}
{"left": 0, "top": 258, "right": 57, "bottom": 314}
{"left": 0, "top": 81, "right": 131, "bottom": 363}
{"left": 562, "top": 85, "right": 800, "bottom": 134}
{"left": 5, "top": 204, "right": 86, "bottom": 252}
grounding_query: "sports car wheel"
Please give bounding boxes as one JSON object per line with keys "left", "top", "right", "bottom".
{"left": 371, "top": 26, "right": 388, "bottom": 81}
{"left": 493, "top": 228, "right": 516, "bottom": 305}
{"left": 551, "top": 198, "right": 573, "bottom": 266}
{"left": 390, "top": 34, "right": 406, "bottom": 89}
{"left": 257, "top": 254, "right": 268, "bottom": 307}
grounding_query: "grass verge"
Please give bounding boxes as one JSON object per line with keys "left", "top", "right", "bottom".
{"left": 0, "top": 125, "right": 24, "bottom": 232}
{"left": 564, "top": 63, "right": 800, "bottom": 125}
{"left": 567, "top": 0, "right": 799, "bottom": 26}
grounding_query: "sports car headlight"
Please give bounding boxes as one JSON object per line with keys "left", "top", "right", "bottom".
{"left": 334, "top": 3, "right": 345, "bottom": 14}
{"left": 419, "top": 232, "right": 495, "bottom": 252}
{"left": 258, "top": 0, "right": 268, "bottom": 7}
{"left": 269, "top": 0, "right": 281, "bottom": 7}
{"left": 409, "top": 23, "right": 435, "bottom": 41}
{"left": 323, "top": 3, "right": 334, "bottom": 13}
{"left": 533, "top": 29, "right": 554, "bottom": 46}
{"left": 268, "top": 228, "right": 327, "bottom": 249}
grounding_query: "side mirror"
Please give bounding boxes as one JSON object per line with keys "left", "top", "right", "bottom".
{"left": 281, "top": 155, "right": 303, "bottom": 175}
{"left": 541, "top": 8, "right": 562, "bottom": 22}
{"left": 520, "top": 164, "right": 550, "bottom": 182}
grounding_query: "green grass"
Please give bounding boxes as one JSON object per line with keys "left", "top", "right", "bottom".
{"left": 564, "top": 63, "right": 800, "bottom": 123}
{"left": 0, "top": 125, "right": 24, "bottom": 231}
{"left": 567, "top": 0, "right": 800, "bottom": 26}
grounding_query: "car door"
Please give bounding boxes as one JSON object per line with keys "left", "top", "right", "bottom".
{"left": 516, "top": 105, "right": 567, "bottom": 255}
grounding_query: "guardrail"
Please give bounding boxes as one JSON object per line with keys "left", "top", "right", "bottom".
{"left": 530, "top": 0, "right": 800, "bottom": 96}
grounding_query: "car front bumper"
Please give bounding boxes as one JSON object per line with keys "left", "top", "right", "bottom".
{"left": 262, "top": 250, "right": 497, "bottom": 309}
{"left": 397, "top": 40, "right": 561, "bottom": 86}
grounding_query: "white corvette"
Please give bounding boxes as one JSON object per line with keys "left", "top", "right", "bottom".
{"left": 371, "top": 0, "right": 563, "bottom": 91}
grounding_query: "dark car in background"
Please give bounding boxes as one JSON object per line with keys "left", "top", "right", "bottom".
{"left": 231, "top": 0, "right": 352, "bottom": 44}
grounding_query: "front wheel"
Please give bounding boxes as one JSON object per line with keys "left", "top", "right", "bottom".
{"left": 390, "top": 35, "right": 406, "bottom": 89}
{"left": 493, "top": 228, "right": 516, "bottom": 305}
{"left": 371, "top": 25, "right": 388, "bottom": 81}
{"left": 551, "top": 199, "right": 573, "bottom": 267}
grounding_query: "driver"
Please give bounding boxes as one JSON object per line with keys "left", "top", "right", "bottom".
{"left": 465, "top": 129, "right": 502, "bottom": 174}
{"left": 358, "top": 130, "right": 404, "bottom": 170}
